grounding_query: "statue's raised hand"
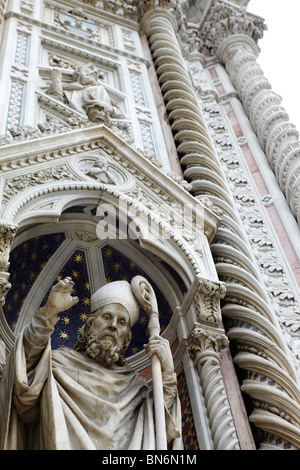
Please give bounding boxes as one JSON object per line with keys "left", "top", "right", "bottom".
{"left": 42, "top": 277, "right": 79, "bottom": 317}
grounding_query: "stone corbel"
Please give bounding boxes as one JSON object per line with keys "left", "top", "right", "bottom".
{"left": 194, "top": 278, "right": 226, "bottom": 325}
{"left": 0, "top": 220, "right": 18, "bottom": 306}
{"left": 188, "top": 323, "right": 240, "bottom": 449}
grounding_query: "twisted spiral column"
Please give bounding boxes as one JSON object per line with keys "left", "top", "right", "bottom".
{"left": 189, "top": 326, "right": 240, "bottom": 450}
{"left": 218, "top": 34, "right": 300, "bottom": 224}
{"left": 0, "top": 1, "right": 6, "bottom": 24}
{"left": 141, "top": 8, "right": 300, "bottom": 449}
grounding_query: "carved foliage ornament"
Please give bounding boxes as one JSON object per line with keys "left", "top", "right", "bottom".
{"left": 2, "top": 166, "right": 77, "bottom": 205}
{"left": 194, "top": 279, "right": 226, "bottom": 325}
{"left": 0, "top": 221, "right": 18, "bottom": 307}
{"left": 0, "top": 222, "right": 18, "bottom": 272}
{"left": 79, "top": 0, "right": 175, "bottom": 20}
{"left": 189, "top": 326, "right": 229, "bottom": 365}
{"left": 181, "top": 1, "right": 266, "bottom": 57}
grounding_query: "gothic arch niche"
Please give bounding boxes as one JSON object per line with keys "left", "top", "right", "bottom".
{"left": 4, "top": 215, "right": 183, "bottom": 359}
{"left": 0, "top": 178, "right": 220, "bottom": 449}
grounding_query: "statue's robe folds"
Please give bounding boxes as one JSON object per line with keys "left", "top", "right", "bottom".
{"left": 0, "top": 315, "right": 182, "bottom": 450}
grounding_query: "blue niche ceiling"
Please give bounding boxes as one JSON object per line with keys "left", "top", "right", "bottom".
{"left": 49, "top": 245, "right": 172, "bottom": 354}
{"left": 101, "top": 245, "right": 172, "bottom": 357}
{"left": 45, "top": 249, "right": 91, "bottom": 350}
{"left": 3, "top": 238, "right": 172, "bottom": 358}
{"left": 3, "top": 233, "right": 66, "bottom": 330}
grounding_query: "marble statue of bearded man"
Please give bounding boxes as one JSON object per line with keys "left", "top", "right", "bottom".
{"left": 0, "top": 277, "right": 182, "bottom": 450}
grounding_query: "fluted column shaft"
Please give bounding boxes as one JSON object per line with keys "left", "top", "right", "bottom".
{"left": 218, "top": 34, "right": 300, "bottom": 224}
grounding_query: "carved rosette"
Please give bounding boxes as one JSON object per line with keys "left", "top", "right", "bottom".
{"left": 0, "top": 221, "right": 18, "bottom": 306}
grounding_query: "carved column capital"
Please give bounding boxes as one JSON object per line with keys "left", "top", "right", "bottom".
{"left": 188, "top": 323, "right": 239, "bottom": 450}
{"left": 188, "top": 324, "right": 229, "bottom": 366}
{"left": 198, "top": 1, "right": 266, "bottom": 58}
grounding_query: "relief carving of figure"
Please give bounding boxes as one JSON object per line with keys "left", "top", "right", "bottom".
{"left": 86, "top": 157, "right": 117, "bottom": 184}
{"left": 0, "top": 277, "right": 182, "bottom": 450}
{"left": 47, "top": 63, "right": 124, "bottom": 124}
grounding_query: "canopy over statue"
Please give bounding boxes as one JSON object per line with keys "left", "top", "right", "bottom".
{"left": 0, "top": 277, "right": 182, "bottom": 450}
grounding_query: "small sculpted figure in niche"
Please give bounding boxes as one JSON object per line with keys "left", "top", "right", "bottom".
{"left": 47, "top": 63, "right": 124, "bottom": 124}
{"left": 0, "top": 277, "right": 182, "bottom": 450}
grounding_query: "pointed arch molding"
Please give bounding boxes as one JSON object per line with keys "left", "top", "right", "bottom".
{"left": 0, "top": 124, "right": 222, "bottom": 351}
{"left": 0, "top": 124, "right": 243, "bottom": 449}
{"left": 0, "top": 123, "right": 219, "bottom": 272}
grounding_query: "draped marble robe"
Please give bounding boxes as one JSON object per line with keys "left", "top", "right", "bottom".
{"left": 0, "top": 314, "right": 182, "bottom": 450}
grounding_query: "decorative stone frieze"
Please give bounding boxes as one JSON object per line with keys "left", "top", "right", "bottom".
{"left": 2, "top": 165, "right": 78, "bottom": 205}
{"left": 201, "top": 90, "right": 300, "bottom": 448}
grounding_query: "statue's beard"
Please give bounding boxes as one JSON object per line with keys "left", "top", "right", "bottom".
{"left": 85, "top": 329, "right": 125, "bottom": 366}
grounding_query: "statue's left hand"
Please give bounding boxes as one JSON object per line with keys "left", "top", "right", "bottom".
{"left": 42, "top": 277, "right": 79, "bottom": 317}
{"left": 144, "top": 336, "right": 174, "bottom": 373}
